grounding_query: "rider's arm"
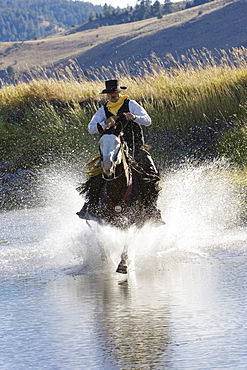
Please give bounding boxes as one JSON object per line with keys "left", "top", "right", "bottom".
{"left": 128, "top": 100, "right": 152, "bottom": 126}
{"left": 88, "top": 106, "right": 108, "bottom": 134}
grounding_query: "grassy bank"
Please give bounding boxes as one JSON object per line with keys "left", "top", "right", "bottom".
{"left": 1, "top": 48, "right": 247, "bottom": 170}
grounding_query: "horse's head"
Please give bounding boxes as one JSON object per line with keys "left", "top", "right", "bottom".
{"left": 98, "top": 121, "right": 123, "bottom": 177}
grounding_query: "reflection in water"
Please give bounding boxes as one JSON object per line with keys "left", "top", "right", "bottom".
{"left": 1, "top": 162, "right": 247, "bottom": 369}
{"left": 43, "top": 253, "right": 247, "bottom": 369}
{"left": 45, "top": 271, "right": 173, "bottom": 369}
{"left": 92, "top": 275, "right": 172, "bottom": 368}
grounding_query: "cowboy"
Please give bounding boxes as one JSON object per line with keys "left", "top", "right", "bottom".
{"left": 77, "top": 79, "right": 162, "bottom": 222}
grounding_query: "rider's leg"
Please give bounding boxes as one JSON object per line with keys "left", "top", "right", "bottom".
{"left": 134, "top": 149, "right": 160, "bottom": 179}
{"left": 134, "top": 150, "right": 164, "bottom": 223}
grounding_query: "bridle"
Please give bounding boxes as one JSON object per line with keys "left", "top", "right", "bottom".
{"left": 99, "top": 127, "right": 131, "bottom": 186}
{"left": 98, "top": 125, "right": 133, "bottom": 213}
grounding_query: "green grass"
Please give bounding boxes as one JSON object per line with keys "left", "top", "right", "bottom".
{"left": 1, "top": 48, "right": 247, "bottom": 169}
{"left": 0, "top": 101, "right": 97, "bottom": 169}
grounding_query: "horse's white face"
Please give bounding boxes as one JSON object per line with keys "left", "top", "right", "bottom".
{"left": 99, "top": 134, "right": 122, "bottom": 176}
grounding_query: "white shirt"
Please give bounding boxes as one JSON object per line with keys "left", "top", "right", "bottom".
{"left": 88, "top": 99, "right": 152, "bottom": 134}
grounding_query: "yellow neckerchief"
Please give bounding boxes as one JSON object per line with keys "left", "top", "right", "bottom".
{"left": 106, "top": 94, "right": 129, "bottom": 116}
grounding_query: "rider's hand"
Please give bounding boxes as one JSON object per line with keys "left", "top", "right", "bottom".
{"left": 105, "top": 116, "right": 119, "bottom": 128}
{"left": 123, "top": 112, "right": 136, "bottom": 121}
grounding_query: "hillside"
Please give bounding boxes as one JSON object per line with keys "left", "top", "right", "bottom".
{"left": 0, "top": 0, "right": 246, "bottom": 81}
{"left": 0, "top": 0, "right": 103, "bottom": 42}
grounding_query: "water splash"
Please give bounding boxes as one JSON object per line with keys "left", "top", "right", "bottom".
{"left": 1, "top": 160, "right": 247, "bottom": 278}
{"left": 40, "top": 160, "right": 247, "bottom": 272}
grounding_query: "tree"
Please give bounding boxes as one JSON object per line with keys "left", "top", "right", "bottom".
{"left": 136, "top": 0, "right": 152, "bottom": 20}
{"left": 103, "top": 3, "right": 113, "bottom": 17}
{"left": 151, "top": 0, "right": 163, "bottom": 18}
{"left": 164, "top": 0, "right": 172, "bottom": 14}
{"left": 7, "top": 65, "right": 15, "bottom": 76}
{"left": 89, "top": 12, "right": 95, "bottom": 22}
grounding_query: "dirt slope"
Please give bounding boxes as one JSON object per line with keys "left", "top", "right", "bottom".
{"left": 0, "top": 0, "right": 246, "bottom": 74}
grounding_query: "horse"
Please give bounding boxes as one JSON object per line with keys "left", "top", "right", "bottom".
{"left": 97, "top": 122, "right": 145, "bottom": 227}
{"left": 77, "top": 119, "right": 163, "bottom": 273}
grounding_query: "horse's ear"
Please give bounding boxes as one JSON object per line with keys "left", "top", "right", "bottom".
{"left": 97, "top": 123, "right": 104, "bottom": 134}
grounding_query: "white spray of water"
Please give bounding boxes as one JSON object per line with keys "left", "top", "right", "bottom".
{"left": 35, "top": 160, "right": 247, "bottom": 275}
{"left": 2, "top": 160, "right": 247, "bottom": 277}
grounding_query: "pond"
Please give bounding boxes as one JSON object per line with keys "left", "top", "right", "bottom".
{"left": 1, "top": 163, "right": 247, "bottom": 369}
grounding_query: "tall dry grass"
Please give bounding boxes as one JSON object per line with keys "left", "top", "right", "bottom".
{"left": 1, "top": 48, "right": 247, "bottom": 168}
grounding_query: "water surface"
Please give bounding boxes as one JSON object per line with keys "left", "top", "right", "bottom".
{"left": 1, "top": 163, "right": 247, "bottom": 369}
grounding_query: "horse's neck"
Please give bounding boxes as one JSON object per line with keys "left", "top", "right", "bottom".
{"left": 105, "top": 163, "right": 129, "bottom": 203}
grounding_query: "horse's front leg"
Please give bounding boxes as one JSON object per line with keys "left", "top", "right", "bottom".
{"left": 116, "top": 245, "right": 128, "bottom": 274}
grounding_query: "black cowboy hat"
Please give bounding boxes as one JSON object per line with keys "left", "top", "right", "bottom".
{"left": 100, "top": 79, "right": 127, "bottom": 94}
